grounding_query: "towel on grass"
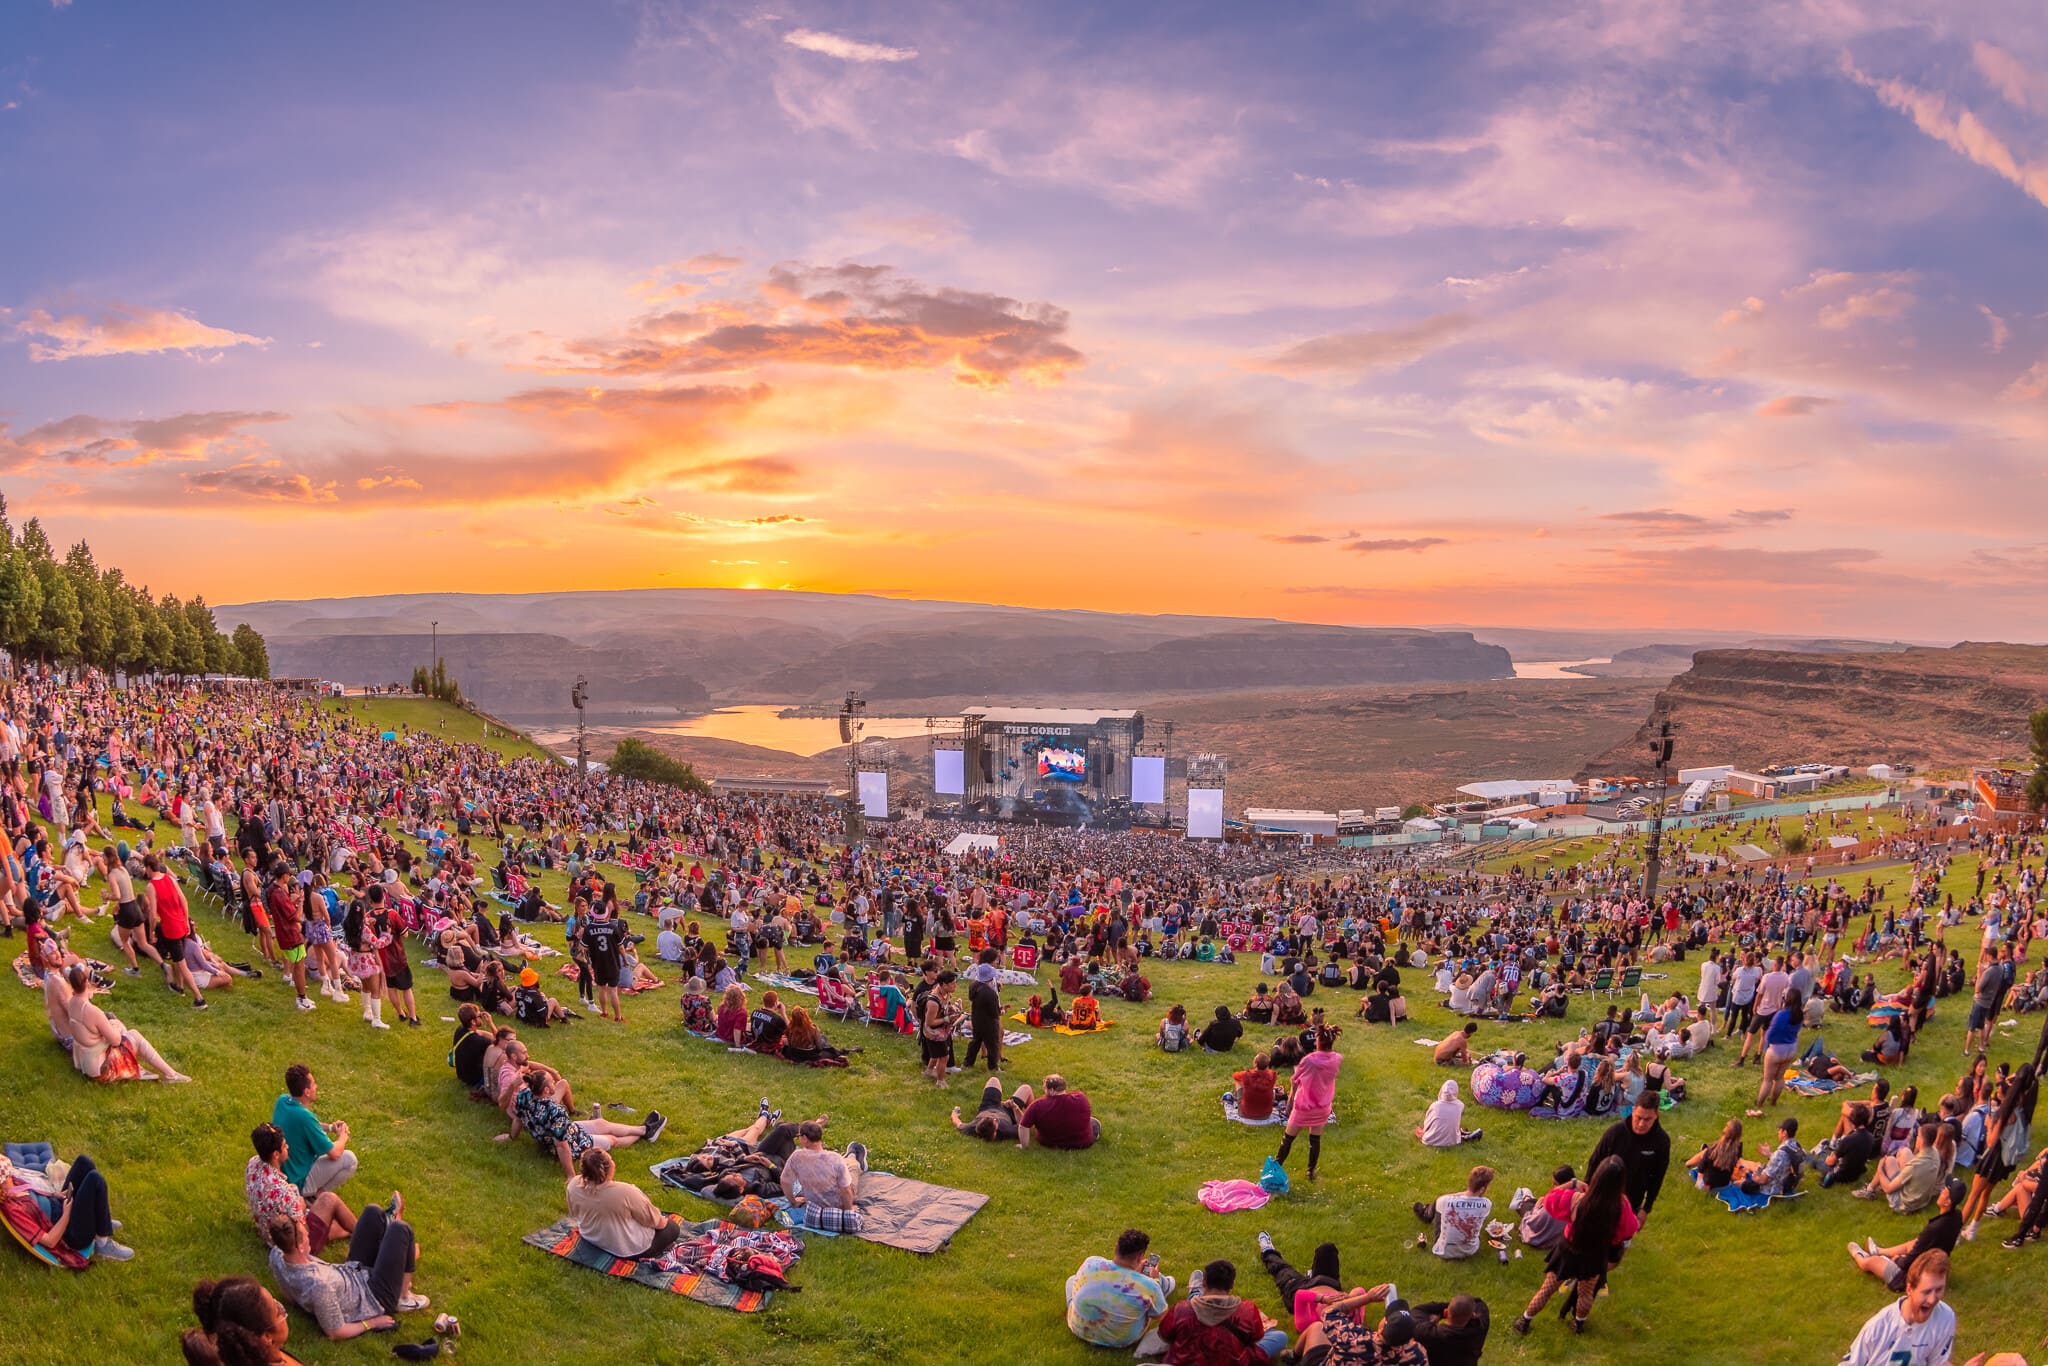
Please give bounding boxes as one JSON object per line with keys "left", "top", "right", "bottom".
{"left": 788, "top": 1172, "right": 988, "bottom": 1253}
{"left": 1714, "top": 1186, "right": 1804, "bottom": 1214}
{"left": 1223, "top": 1095, "right": 1286, "bottom": 1127}
{"left": 521, "top": 1217, "right": 777, "bottom": 1311}
{"left": 751, "top": 972, "right": 818, "bottom": 996}
{"left": 1198, "top": 1179, "right": 1271, "bottom": 1213}
{"left": 555, "top": 963, "right": 666, "bottom": 994}
{"left": 957, "top": 1021, "right": 1032, "bottom": 1046}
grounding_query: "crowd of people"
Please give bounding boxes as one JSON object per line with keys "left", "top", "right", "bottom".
{"left": 5, "top": 661, "right": 2046, "bottom": 1363}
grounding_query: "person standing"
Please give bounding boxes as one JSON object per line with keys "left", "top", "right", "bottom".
{"left": 143, "top": 853, "right": 207, "bottom": 1009}
{"left": 267, "top": 861, "right": 313, "bottom": 1011}
{"left": 582, "top": 898, "right": 627, "bottom": 1024}
{"left": 963, "top": 952, "right": 1004, "bottom": 1074}
{"left": 1273, "top": 1026, "right": 1341, "bottom": 1182}
{"left": 1587, "top": 1095, "right": 1671, "bottom": 1222}
{"left": 1513, "top": 1155, "right": 1637, "bottom": 1336}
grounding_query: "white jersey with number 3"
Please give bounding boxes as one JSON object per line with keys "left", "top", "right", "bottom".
{"left": 1841, "top": 1300, "right": 1955, "bottom": 1366}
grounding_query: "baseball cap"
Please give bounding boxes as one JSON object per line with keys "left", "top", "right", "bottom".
{"left": 1381, "top": 1303, "right": 1416, "bottom": 1346}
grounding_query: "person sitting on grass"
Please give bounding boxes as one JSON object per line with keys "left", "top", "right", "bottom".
{"left": 1273, "top": 981, "right": 1308, "bottom": 1028}
{"left": 1251, "top": 1231, "right": 1339, "bottom": 1333}
{"left": 747, "top": 988, "right": 789, "bottom": 1055}
{"left": 1517, "top": 1166, "right": 1579, "bottom": 1250}
{"left": 181, "top": 1275, "right": 301, "bottom": 1366}
{"left": 782, "top": 1006, "right": 853, "bottom": 1066}
{"left": 1020, "top": 1074, "right": 1100, "bottom": 1150}
{"left": 245, "top": 1124, "right": 356, "bottom": 1257}
{"left": 1416, "top": 1079, "right": 1484, "bottom": 1148}
{"left": 265, "top": 1200, "right": 426, "bottom": 1341}
{"left": 1817, "top": 1103, "right": 1882, "bottom": 1188}
{"left": 63, "top": 963, "right": 190, "bottom": 1083}
{"left": 1067, "top": 988, "right": 1105, "bottom": 1032}
{"left": 566, "top": 1147, "right": 682, "bottom": 1260}
{"left": 1744, "top": 1115, "right": 1806, "bottom": 1196}
{"left": 512, "top": 968, "right": 574, "bottom": 1027}
{"left": 1065, "top": 1227, "right": 1175, "bottom": 1349}
{"left": 1154, "top": 1258, "right": 1288, "bottom": 1364}
{"left": 782, "top": 1120, "right": 870, "bottom": 1233}
{"left": 1243, "top": 983, "right": 1276, "bottom": 1025}
{"left": 1158, "top": 1004, "right": 1191, "bottom": 1053}
{"left": 1197, "top": 1005, "right": 1243, "bottom": 1053}
{"left": 1838, "top": 1248, "right": 1957, "bottom": 1366}
{"left": 508, "top": 1068, "right": 664, "bottom": 1176}
{"left": 1686, "top": 1119, "right": 1744, "bottom": 1191}
{"left": 1855, "top": 1121, "right": 1945, "bottom": 1214}
{"left": 1434, "top": 1023, "right": 1479, "bottom": 1067}
{"left": 1232, "top": 1055, "right": 1280, "bottom": 1123}
{"left": 1412, "top": 1165, "right": 1496, "bottom": 1260}
{"left": 952, "top": 1075, "right": 1035, "bottom": 1141}
{"left": 1849, "top": 1178, "right": 1965, "bottom": 1295}
{"left": 0, "top": 1148, "right": 132, "bottom": 1262}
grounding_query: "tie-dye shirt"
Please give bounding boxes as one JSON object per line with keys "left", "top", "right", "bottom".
{"left": 1065, "top": 1256, "right": 1168, "bottom": 1348}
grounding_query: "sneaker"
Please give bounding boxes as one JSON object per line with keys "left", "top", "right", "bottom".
{"left": 644, "top": 1111, "right": 668, "bottom": 1143}
{"left": 397, "top": 1293, "right": 430, "bottom": 1313}
{"left": 93, "top": 1236, "right": 135, "bottom": 1261}
{"left": 1961, "top": 1222, "right": 1977, "bottom": 1242}
{"left": 1512, "top": 1316, "right": 1531, "bottom": 1336}
{"left": 2003, "top": 1234, "right": 2028, "bottom": 1250}
{"left": 1412, "top": 1201, "right": 1433, "bottom": 1223}
{"left": 369, "top": 1018, "right": 390, "bottom": 1029}
{"left": 1847, "top": 1242, "right": 1863, "bottom": 1263}
{"left": 758, "top": 1097, "right": 772, "bottom": 1118}
{"left": 845, "top": 1140, "right": 869, "bottom": 1172}
{"left": 1256, "top": 1231, "right": 1275, "bottom": 1254}
{"left": 192, "top": 998, "right": 209, "bottom": 1010}
{"left": 1188, "top": 1268, "right": 1206, "bottom": 1298}
{"left": 404, "top": 1015, "right": 421, "bottom": 1027}
{"left": 296, "top": 997, "right": 316, "bottom": 1011}
{"left": 769, "top": 1109, "right": 783, "bottom": 1123}
{"left": 1852, "top": 1186, "right": 1879, "bottom": 1200}
{"left": 123, "top": 966, "right": 139, "bottom": 977}
{"left": 1466, "top": 1128, "right": 1483, "bottom": 1143}
{"left": 246, "top": 968, "right": 263, "bottom": 980}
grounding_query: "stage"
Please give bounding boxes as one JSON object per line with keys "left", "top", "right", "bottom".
{"left": 935, "top": 706, "right": 1159, "bottom": 830}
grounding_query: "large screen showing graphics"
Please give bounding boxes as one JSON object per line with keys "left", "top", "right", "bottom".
{"left": 1036, "top": 746, "right": 1087, "bottom": 782}
{"left": 1131, "top": 755, "right": 1167, "bottom": 804}
{"left": 1186, "top": 787, "right": 1224, "bottom": 838}
{"left": 857, "top": 770, "right": 889, "bottom": 818}
{"left": 933, "top": 749, "right": 965, "bottom": 795}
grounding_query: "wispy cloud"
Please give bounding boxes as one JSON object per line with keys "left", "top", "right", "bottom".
{"left": 1973, "top": 41, "right": 2048, "bottom": 115}
{"left": 1263, "top": 533, "right": 1329, "bottom": 544}
{"left": 1757, "top": 395, "right": 1833, "bottom": 417}
{"left": 1345, "top": 537, "right": 1447, "bottom": 553}
{"left": 1846, "top": 59, "right": 2048, "bottom": 210}
{"left": 783, "top": 28, "right": 917, "bottom": 64}
{"left": 1255, "top": 314, "right": 1473, "bottom": 374}
{"left": 13, "top": 303, "right": 270, "bottom": 361}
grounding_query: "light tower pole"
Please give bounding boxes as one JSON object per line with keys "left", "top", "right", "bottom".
{"left": 1643, "top": 718, "right": 1675, "bottom": 908}
{"left": 571, "top": 677, "right": 589, "bottom": 776}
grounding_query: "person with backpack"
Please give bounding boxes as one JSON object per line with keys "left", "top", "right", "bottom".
{"left": 1512, "top": 1154, "right": 1638, "bottom": 1336}
{"left": 1156, "top": 1004, "right": 1190, "bottom": 1053}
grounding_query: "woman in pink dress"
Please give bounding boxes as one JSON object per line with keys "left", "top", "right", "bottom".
{"left": 1274, "top": 1025, "right": 1342, "bottom": 1181}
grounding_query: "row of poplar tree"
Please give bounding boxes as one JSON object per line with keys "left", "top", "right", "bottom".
{"left": 0, "top": 495, "right": 269, "bottom": 678}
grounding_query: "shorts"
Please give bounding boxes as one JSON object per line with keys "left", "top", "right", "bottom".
{"left": 282, "top": 945, "right": 307, "bottom": 963}
{"left": 1764, "top": 1043, "right": 1795, "bottom": 1066}
{"left": 921, "top": 1036, "right": 952, "bottom": 1063}
{"left": 614, "top": 963, "right": 636, "bottom": 991}
{"left": 384, "top": 963, "right": 414, "bottom": 992}
{"left": 348, "top": 951, "right": 381, "bottom": 979}
{"left": 306, "top": 1210, "right": 334, "bottom": 1255}
{"left": 114, "top": 900, "right": 144, "bottom": 930}
{"left": 1967, "top": 1002, "right": 1993, "bottom": 1031}
{"left": 304, "top": 921, "right": 332, "bottom": 946}
{"left": 158, "top": 933, "right": 188, "bottom": 963}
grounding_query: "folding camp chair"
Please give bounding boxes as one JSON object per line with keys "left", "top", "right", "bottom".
{"left": 1009, "top": 944, "right": 1040, "bottom": 975}
{"left": 817, "top": 975, "right": 861, "bottom": 1024}
{"left": 1614, "top": 966, "right": 1642, "bottom": 1000}
{"left": 1587, "top": 968, "right": 1613, "bottom": 995}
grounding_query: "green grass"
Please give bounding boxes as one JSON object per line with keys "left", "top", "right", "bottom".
{"left": 6, "top": 809, "right": 2043, "bottom": 1365}
{"left": 318, "top": 695, "right": 557, "bottom": 764}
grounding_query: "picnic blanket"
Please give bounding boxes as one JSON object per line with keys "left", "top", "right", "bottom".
{"left": 1713, "top": 1186, "right": 1805, "bottom": 1214}
{"left": 956, "top": 1021, "right": 1032, "bottom": 1047}
{"left": 521, "top": 1216, "right": 780, "bottom": 1311}
{"left": 790, "top": 1172, "right": 988, "bottom": 1254}
{"left": 1223, "top": 1095, "right": 1286, "bottom": 1127}
{"left": 556, "top": 964, "right": 666, "bottom": 995}
{"left": 1011, "top": 1011, "right": 1114, "bottom": 1036}
{"left": 13, "top": 955, "right": 113, "bottom": 992}
{"left": 751, "top": 972, "right": 818, "bottom": 996}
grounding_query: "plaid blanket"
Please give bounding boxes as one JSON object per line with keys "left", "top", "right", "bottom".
{"left": 520, "top": 1217, "right": 780, "bottom": 1311}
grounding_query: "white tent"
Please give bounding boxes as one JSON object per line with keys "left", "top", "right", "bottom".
{"left": 944, "top": 833, "right": 1000, "bottom": 857}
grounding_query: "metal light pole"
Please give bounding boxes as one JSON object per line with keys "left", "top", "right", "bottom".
{"left": 571, "top": 677, "right": 588, "bottom": 776}
{"left": 1643, "top": 718, "right": 1675, "bottom": 907}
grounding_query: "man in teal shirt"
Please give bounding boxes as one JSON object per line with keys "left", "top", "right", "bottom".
{"left": 272, "top": 1063, "right": 357, "bottom": 1197}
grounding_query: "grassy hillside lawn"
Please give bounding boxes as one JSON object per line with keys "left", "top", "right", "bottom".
{"left": 3, "top": 721, "right": 2038, "bottom": 1364}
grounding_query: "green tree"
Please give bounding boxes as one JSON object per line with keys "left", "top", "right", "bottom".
{"left": 65, "top": 541, "right": 113, "bottom": 666}
{"left": 139, "top": 588, "right": 175, "bottom": 672}
{"left": 606, "top": 738, "right": 708, "bottom": 791}
{"left": 230, "top": 623, "right": 270, "bottom": 679}
{"left": 21, "top": 519, "right": 80, "bottom": 659}
{"left": 2028, "top": 708, "right": 2048, "bottom": 812}
{"left": 103, "top": 569, "right": 144, "bottom": 671}
{"left": 162, "top": 592, "right": 205, "bottom": 675}
{"left": 0, "top": 532, "right": 40, "bottom": 657}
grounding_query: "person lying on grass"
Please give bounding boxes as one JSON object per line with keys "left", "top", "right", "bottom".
{"left": 266, "top": 1199, "right": 427, "bottom": 1340}
{"left": 0, "top": 1149, "right": 133, "bottom": 1262}
{"left": 951, "top": 1075, "right": 1035, "bottom": 1141}
{"left": 506, "top": 1068, "right": 663, "bottom": 1177}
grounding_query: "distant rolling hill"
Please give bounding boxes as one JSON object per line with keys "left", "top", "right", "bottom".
{"left": 1583, "top": 643, "right": 2048, "bottom": 776}
{"left": 222, "top": 589, "right": 1513, "bottom": 720}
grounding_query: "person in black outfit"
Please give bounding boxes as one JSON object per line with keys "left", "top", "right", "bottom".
{"left": 1586, "top": 1094, "right": 1671, "bottom": 1220}
{"left": 1411, "top": 1295, "right": 1489, "bottom": 1366}
{"left": 1254, "top": 1232, "right": 1339, "bottom": 1309}
{"left": 963, "top": 952, "right": 1004, "bottom": 1073}
{"left": 1196, "top": 1005, "right": 1243, "bottom": 1053}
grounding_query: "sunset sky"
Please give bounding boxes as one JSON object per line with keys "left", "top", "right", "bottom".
{"left": 4, "top": 2, "right": 2047, "bottom": 638}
